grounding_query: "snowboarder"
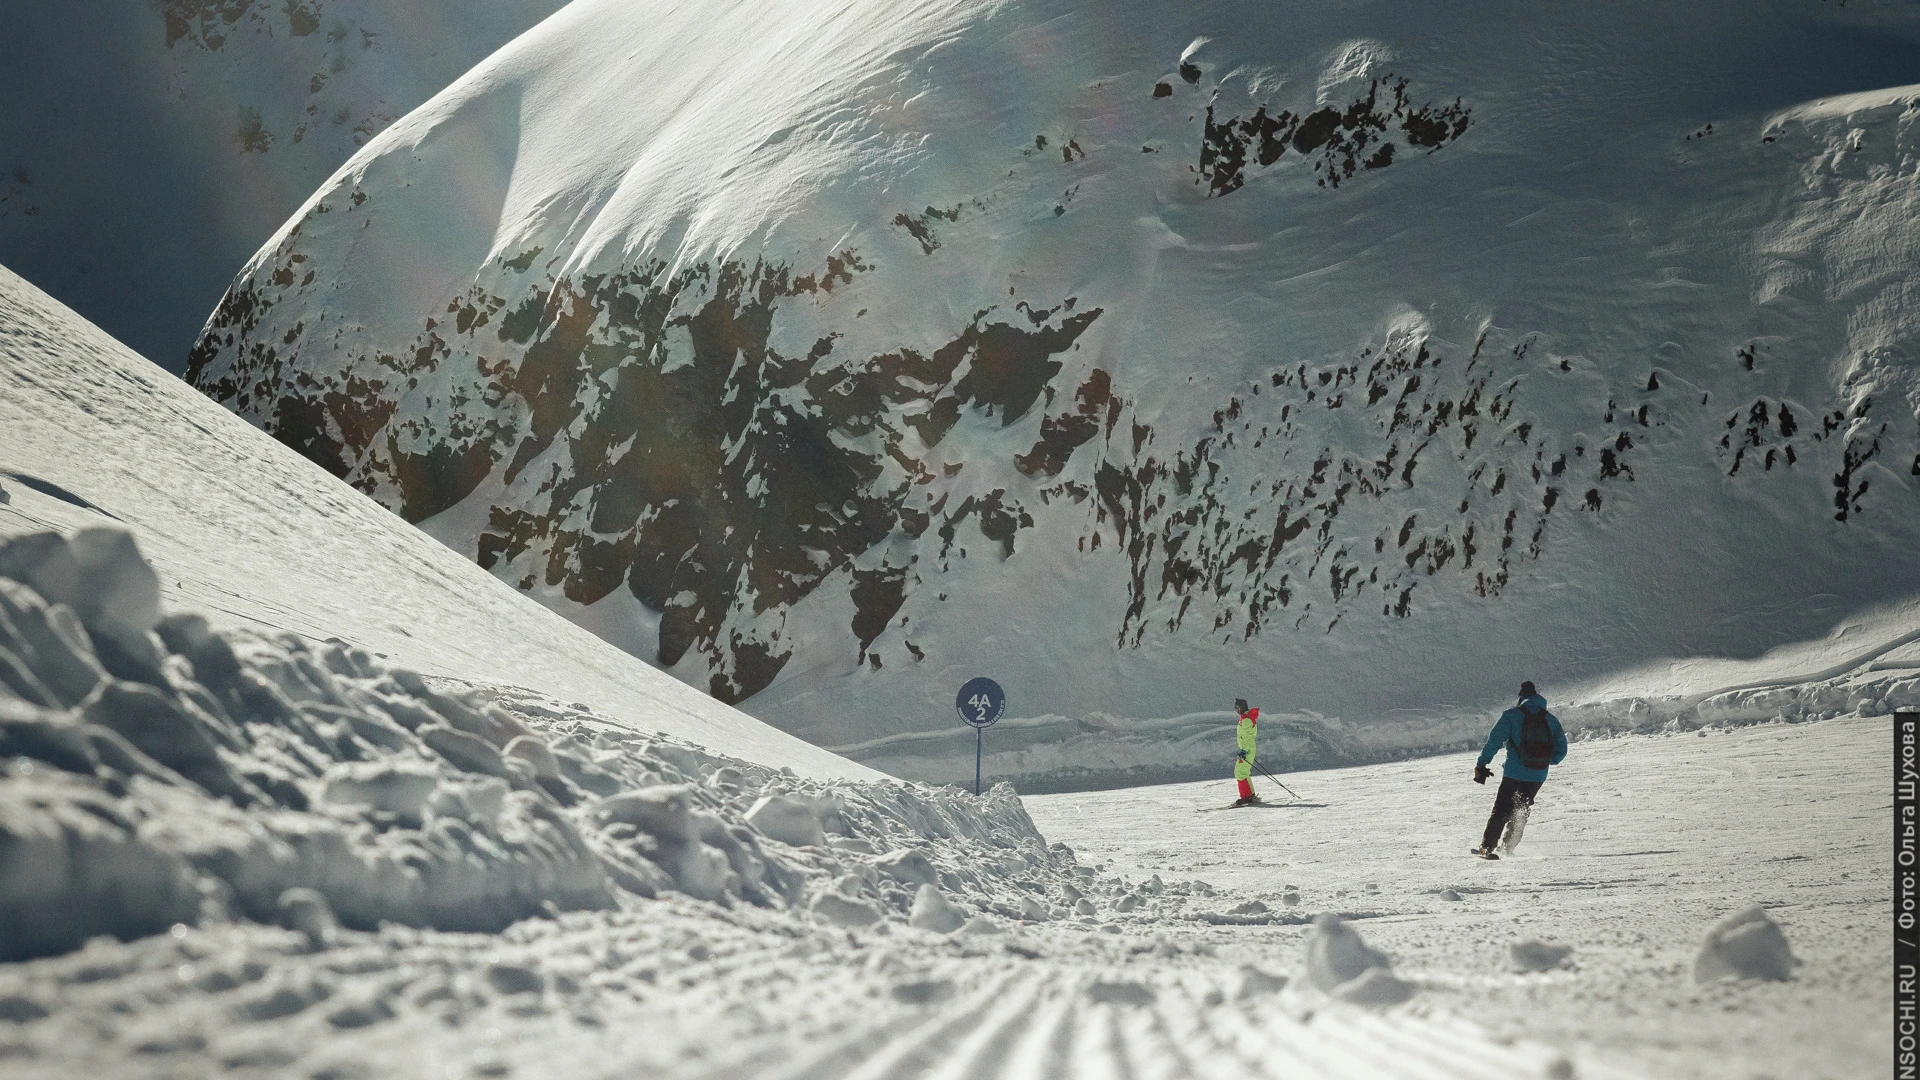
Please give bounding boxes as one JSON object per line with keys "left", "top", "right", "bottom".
{"left": 1232, "top": 698, "right": 1261, "bottom": 806}
{"left": 1470, "top": 681, "right": 1567, "bottom": 859}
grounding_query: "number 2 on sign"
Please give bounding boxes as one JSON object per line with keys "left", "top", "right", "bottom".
{"left": 969, "top": 694, "right": 991, "bottom": 721}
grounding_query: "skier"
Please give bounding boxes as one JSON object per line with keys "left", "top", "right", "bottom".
{"left": 1470, "top": 681, "right": 1567, "bottom": 859}
{"left": 1232, "top": 698, "right": 1261, "bottom": 806}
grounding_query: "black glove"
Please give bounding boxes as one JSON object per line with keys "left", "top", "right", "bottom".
{"left": 1472, "top": 763, "right": 1491, "bottom": 785}
{"left": 1236, "top": 749, "right": 1249, "bottom": 762}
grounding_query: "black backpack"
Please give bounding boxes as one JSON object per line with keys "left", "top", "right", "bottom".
{"left": 1514, "top": 707, "right": 1555, "bottom": 770}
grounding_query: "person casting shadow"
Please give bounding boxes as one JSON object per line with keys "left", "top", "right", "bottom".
{"left": 1470, "top": 681, "right": 1568, "bottom": 860}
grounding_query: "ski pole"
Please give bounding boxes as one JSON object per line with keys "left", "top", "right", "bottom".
{"left": 1254, "top": 760, "right": 1302, "bottom": 801}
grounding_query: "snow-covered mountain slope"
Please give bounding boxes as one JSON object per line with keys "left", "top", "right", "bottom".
{"left": 0, "top": 0, "right": 567, "bottom": 368}
{"left": 0, "top": 262, "right": 870, "bottom": 778}
{"left": 187, "top": 0, "right": 1920, "bottom": 778}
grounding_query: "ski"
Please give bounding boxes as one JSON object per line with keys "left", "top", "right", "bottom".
{"left": 1470, "top": 848, "right": 1500, "bottom": 860}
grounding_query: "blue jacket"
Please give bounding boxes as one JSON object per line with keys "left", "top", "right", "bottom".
{"left": 1477, "top": 695, "right": 1568, "bottom": 783}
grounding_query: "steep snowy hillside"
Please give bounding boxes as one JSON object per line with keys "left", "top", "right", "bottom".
{"left": 187, "top": 0, "right": 1920, "bottom": 777}
{"left": 0, "top": 262, "right": 868, "bottom": 778}
{"left": 0, "top": 0, "right": 567, "bottom": 367}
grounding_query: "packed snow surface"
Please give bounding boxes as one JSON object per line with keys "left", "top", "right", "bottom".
{"left": 186, "top": 0, "right": 1920, "bottom": 784}
{"left": 1029, "top": 713, "right": 1893, "bottom": 1080}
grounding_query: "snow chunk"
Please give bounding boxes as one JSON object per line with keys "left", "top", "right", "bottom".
{"left": 597, "top": 785, "right": 694, "bottom": 841}
{"left": 418, "top": 723, "right": 509, "bottom": 778}
{"left": 0, "top": 528, "right": 159, "bottom": 645}
{"left": 872, "top": 847, "right": 938, "bottom": 887}
{"left": 908, "top": 884, "right": 966, "bottom": 932}
{"left": 502, "top": 735, "right": 560, "bottom": 780}
{"left": 321, "top": 761, "right": 440, "bottom": 819}
{"left": 1695, "top": 904, "right": 1797, "bottom": 982}
{"left": 745, "top": 794, "right": 825, "bottom": 847}
{"left": 1304, "top": 913, "right": 1394, "bottom": 992}
{"left": 810, "top": 891, "right": 884, "bottom": 928}
{"left": 1332, "top": 967, "right": 1417, "bottom": 1006}
{"left": 274, "top": 887, "right": 336, "bottom": 950}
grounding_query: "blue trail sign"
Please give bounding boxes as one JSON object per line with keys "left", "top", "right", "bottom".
{"left": 955, "top": 677, "right": 1005, "bottom": 794}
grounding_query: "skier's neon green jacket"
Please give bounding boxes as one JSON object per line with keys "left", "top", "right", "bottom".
{"left": 1234, "top": 708, "right": 1259, "bottom": 780}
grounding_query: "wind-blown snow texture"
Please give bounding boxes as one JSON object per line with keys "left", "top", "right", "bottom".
{"left": 0, "top": 0, "right": 568, "bottom": 368}
{"left": 189, "top": 0, "right": 1920, "bottom": 781}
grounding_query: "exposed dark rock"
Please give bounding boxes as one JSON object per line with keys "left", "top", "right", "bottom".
{"left": 1197, "top": 76, "right": 1471, "bottom": 196}
{"left": 198, "top": 236, "right": 1100, "bottom": 702}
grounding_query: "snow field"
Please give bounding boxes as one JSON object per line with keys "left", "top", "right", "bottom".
{"left": 837, "top": 655, "right": 1920, "bottom": 792}
{"left": 1029, "top": 712, "right": 1895, "bottom": 1079}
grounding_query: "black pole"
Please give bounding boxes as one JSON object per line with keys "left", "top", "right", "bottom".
{"left": 1254, "top": 760, "right": 1302, "bottom": 801}
{"left": 974, "top": 726, "right": 983, "bottom": 795}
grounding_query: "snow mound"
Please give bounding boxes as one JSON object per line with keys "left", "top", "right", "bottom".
{"left": 1694, "top": 904, "right": 1797, "bottom": 983}
{"left": 908, "top": 883, "right": 968, "bottom": 932}
{"left": 1303, "top": 912, "right": 1413, "bottom": 1005}
{"left": 0, "top": 525, "right": 1116, "bottom": 961}
{"left": 1331, "top": 966, "right": 1417, "bottom": 1006}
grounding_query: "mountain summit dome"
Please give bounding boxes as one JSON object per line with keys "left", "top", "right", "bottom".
{"left": 188, "top": 0, "right": 1920, "bottom": 776}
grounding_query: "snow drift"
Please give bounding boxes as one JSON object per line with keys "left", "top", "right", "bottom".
{"left": 0, "top": 522, "right": 1134, "bottom": 962}
{"left": 187, "top": 0, "right": 1920, "bottom": 782}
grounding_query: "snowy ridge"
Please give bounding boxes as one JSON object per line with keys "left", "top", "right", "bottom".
{"left": 184, "top": 0, "right": 1920, "bottom": 785}
{"left": 0, "top": 262, "right": 866, "bottom": 778}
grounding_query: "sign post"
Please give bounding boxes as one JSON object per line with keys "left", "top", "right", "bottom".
{"left": 955, "top": 677, "right": 1005, "bottom": 795}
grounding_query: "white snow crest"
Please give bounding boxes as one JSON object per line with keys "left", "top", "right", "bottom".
{"left": 0, "top": 524, "right": 1099, "bottom": 963}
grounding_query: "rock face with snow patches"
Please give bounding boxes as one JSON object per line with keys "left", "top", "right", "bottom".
{"left": 187, "top": 0, "right": 1920, "bottom": 770}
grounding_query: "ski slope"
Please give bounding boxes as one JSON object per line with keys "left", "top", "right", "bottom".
{"left": 0, "top": 262, "right": 869, "bottom": 778}
{"left": 184, "top": 0, "right": 1920, "bottom": 785}
{"left": 1030, "top": 713, "right": 1894, "bottom": 1080}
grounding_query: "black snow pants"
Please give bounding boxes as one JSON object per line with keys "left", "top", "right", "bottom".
{"left": 1480, "top": 775, "right": 1544, "bottom": 850}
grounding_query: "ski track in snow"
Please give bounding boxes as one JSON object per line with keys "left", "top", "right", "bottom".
{"left": 1, "top": 710, "right": 1884, "bottom": 1079}
{"left": 1030, "top": 714, "right": 1895, "bottom": 1080}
